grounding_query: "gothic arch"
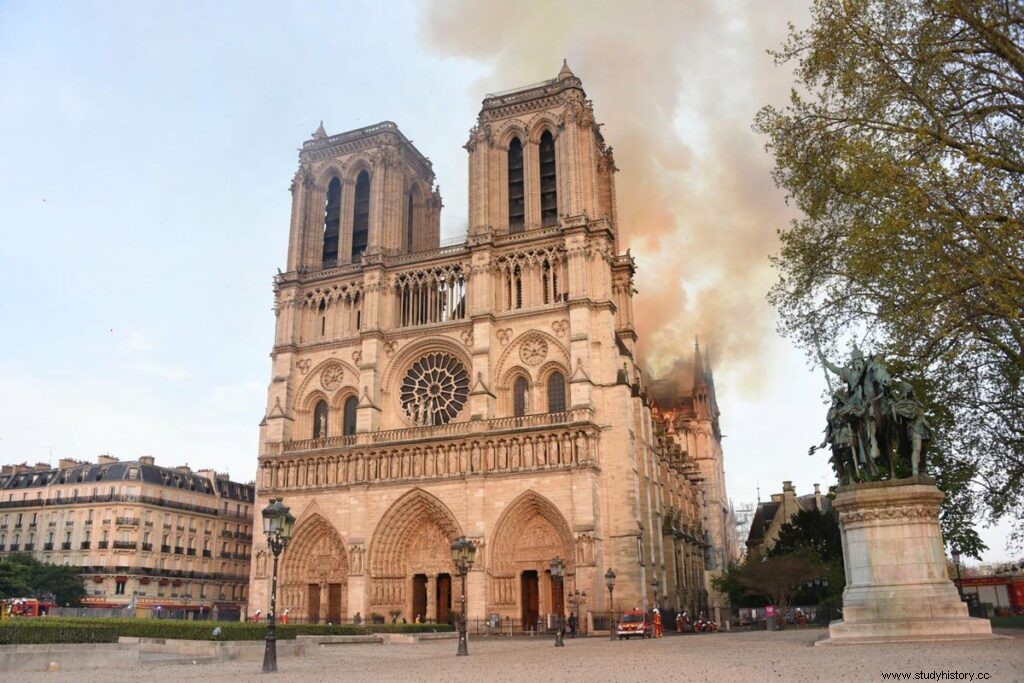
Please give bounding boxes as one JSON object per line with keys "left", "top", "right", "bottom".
{"left": 381, "top": 336, "right": 473, "bottom": 402}
{"left": 278, "top": 511, "right": 349, "bottom": 623}
{"left": 294, "top": 357, "right": 361, "bottom": 404}
{"left": 495, "top": 120, "right": 529, "bottom": 150}
{"left": 527, "top": 114, "right": 561, "bottom": 144}
{"left": 489, "top": 489, "right": 574, "bottom": 575}
{"left": 368, "top": 488, "right": 464, "bottom": 577}
{"left": 493, "top": 330, "right": 569, "bottom": 391}
{"left": 316, "top": 164, "right": 346, "bottom": 190}
{"left": 342, "top": 155, "right": 375, "bottom": 183}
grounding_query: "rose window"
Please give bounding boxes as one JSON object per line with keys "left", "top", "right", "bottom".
{"left": 400, "top": 353, "right": 470, "bottom": 426}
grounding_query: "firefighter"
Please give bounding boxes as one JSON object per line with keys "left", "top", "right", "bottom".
{"left": 653, "top": 608, "right": 663, "bottom": 638}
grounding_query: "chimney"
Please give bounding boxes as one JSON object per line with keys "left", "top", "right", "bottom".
{"left": 58, "top": 458, "right": 78, "bottom": 470}
{"left": 0, "top": 465, "right": 11, "bottom": 475}
{"left": 770, "top": 493, "right": 784, "bottom": 503}
{"left": 814, "top": 483, "right": 823, "bottom": 511}
{"left": 34, "top": 462, "right": 50, "bottom": 471}
{"left": 138, "top": 456, "right": 155, "bottom": 466}
{"left": 783, "top": 480, "right": 794, "bottom": 492}
{"left": 97, "top": 454, "right": 119, "bottom": 465}
{"left": 176, "top": 465, "right": 193, "bottom": 474}
{"left": 198, "top": 469, "right": 217, "bottom": 482}
{"left": 11, "top": 463, "right": 29, "bottom": 474}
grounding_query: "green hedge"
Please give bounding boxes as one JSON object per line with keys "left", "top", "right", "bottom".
{"left": 990, "top": 615, "right": 1024, "bottom": 629}
{"left": 0, "top": 618, "right": 453, "bottom": 644}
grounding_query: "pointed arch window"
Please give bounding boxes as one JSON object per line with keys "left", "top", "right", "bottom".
{"left": 343, "top": 396, "right": 358, "bottom": 436}
{"left": 539, "top": 130, "right": 557, "bottom": 227}
{"left": 508, "top": 137, "right": 525, "bottom": 233}
{"left": 313, "top": 400, "right": 329, "bottom": 439}
{"left": 547, "top": 371, "right": 567, "bottom": 413}
{"left": 322, "top": 177, "right": 341, "bottom": 267}
{"left": 351, "top": 171, "right": 370, "bottom": 262}
{"left": 513, "top": 377, "right": 529, "bottom": 417}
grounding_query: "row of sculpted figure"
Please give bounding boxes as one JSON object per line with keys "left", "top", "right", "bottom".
{"left": 811, "top": 347, "right": 932, "bottom": 484}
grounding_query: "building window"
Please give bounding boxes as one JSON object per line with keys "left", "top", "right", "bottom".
{"left": 539, "top": 130, "right": 557, "bottom": 226}
{"left": 115, "top": 580, "right": 126, "bottom": 596}
{"left": 508, "top": 137, "right": 525, "bottom": 232}
{"left": 343, "top": 396, "right": 358, "bottom": 436}
{"left": 322, "top": 176, "right": 341, "bottom": 268}
{"left": 513, "top": 377, "right": 529, "bottom": 417}
{"left": 547, "top": 372, "right": 567, "bottom": 413}
{"left": 351, "top": 171, "right": 370, "bottom": 263}
{"left": 313, "top": 400, "right": 329, "bottom": 439}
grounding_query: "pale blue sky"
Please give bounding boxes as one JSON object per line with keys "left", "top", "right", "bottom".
{"left": 0, "top": 1, "right": 1014, "bottom": 561}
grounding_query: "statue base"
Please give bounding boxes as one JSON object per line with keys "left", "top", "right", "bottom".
{"left": 817, "top": 476, "right": 997, "bottom": 645}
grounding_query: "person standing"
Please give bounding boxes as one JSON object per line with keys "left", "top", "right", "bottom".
{"left": 653, "top": 609, "right": 663, "bottom": 638}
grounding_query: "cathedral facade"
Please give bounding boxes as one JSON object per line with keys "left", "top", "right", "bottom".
{"left": 249, "top": 65, "right": 733, "bottom": 626}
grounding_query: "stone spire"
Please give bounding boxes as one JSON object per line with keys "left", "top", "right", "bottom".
{"left": 557, "top": 59, "right": 576, "bottom": 81}
{"left": 693, "top": 338, "right": 707, "bottom": 390}
{"left": 312, "top": 121, "right": 327, "bottom": 140}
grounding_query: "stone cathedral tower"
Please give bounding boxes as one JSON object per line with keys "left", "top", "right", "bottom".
{"left": 250, "top": 64, "right": 714, "bottom": 626}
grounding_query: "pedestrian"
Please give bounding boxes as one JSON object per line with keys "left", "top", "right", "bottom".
{"left": 282, "top": 609, "right": 289, "bottom": 625}
{"left": 353, "top": 611, "right": 362, "bottom": 625}
{"left": 253, "top": 609, "right": 261, "bottom": 623}
{"left": 567, "top": 612, "right": 578, "bottom": 638}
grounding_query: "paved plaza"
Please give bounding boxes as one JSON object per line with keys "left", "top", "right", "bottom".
{"left": 15, "top": 628, "right": 1024, "bottom": 683}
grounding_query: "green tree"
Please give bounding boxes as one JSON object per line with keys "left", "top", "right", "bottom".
{"left": 768, "top": 509, "right": 846, "bottom": 608}
{"left": 0, "top": 553, "right": 86, "bottom": 606}
{"left": 756, "top": 0, "right": 1023, "bottom": 554}
{"left": 734, "top": 552, "right": 828, "bottom": 626}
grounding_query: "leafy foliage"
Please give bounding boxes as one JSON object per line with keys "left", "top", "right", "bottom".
{"left": 0, "top": 553, "right": 86, "bottom": 606}
{"left": 757, "top": 0, "right": 1024, "bottom": 554}
{"left": 733, "top": 551, "right": 828, "bottom": 624}
{"left": 768, "top": 509, "right": 845, "bottom": 608}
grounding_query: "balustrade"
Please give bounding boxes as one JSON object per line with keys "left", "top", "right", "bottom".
{"left": 260, "top": 412, "right": 599, "bottom": 492}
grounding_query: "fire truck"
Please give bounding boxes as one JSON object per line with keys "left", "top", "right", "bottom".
{"left": 0, "top": 598, "right": 57, "bottom": 618}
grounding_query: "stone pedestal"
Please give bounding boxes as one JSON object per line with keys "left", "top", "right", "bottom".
{"left": 818, "top": 477, "right": 995, "bottom": 645}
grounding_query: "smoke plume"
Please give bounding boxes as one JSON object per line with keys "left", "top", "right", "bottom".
{"left": 420, "top": 0, "right": 807, "bottom": 391}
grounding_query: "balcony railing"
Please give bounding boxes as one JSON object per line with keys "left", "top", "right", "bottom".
{"left": 98, "top": 541, "right": 109, "bottom": 549}
{"left": 113, "top": 541, "right": 137, "bottom": 550}
{"left": 270, "top": 408, "right": 593, "bottom": 455}
{"left": 80, "top": 541, "right": 91, "bottom": 550}
{"left": 160, "top": 544, "right": 171, "bottom": 553}
{"left": 262, "top": 408, "right": 599, "bottom": 491}
{"left": 202, "top": 549, "right": 212, "bottom": 558}
{"left": 43, "top": 542, "right": 53, "bottom": 550}
{"left": 61, "top": 542, "right": 71, "bottom": 550}
{"left": 142, "top": 542, "right": 153, "bottom": 551}
{"left": 116, "top": 517, "right": 140, "bottom": 526}
{"left": 23, "top": 543, "right": 34, "bottom": 551}
{"left": 174, "top": 546, "right": 184, "bottom": 555}
{"left": 6, "top": 544, "right": 16, "bottom": 551}
{"left": 186, "top": 548, "right": 196, "bottom": 556}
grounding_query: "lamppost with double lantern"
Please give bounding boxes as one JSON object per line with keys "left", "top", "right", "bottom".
{"left": 261, "top": 497, "right": 295, "bottom": 674}
{"left": 550, "top": 557, "right": 566, "bottom": 647}
{"left": 450, "top": 536, "right": 477, "bottom": 657}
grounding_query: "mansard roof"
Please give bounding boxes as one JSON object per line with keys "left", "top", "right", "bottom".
{"left": 0, "top": 459, "right": 253, "bottom": 502}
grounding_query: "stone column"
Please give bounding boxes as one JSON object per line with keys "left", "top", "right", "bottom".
{"left": 426, "top": 575, "right": 436, "bottom": 623}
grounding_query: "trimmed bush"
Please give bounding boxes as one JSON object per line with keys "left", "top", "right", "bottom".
{"left": 0, "top": 618, "right": 453, "bottom": 644}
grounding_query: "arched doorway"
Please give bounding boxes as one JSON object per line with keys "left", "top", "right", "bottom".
{"left": 368, "top": 488, "right": 463, "bottom": 624}
{"left": 489, "top": 490, "right": 574, "bottom": 629}
{"left": 279, "top": 513, "right": 349, "bottom": 623}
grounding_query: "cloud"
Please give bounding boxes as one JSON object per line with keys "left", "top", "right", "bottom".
{"left": 420, "top": 0, "right": 808, "bottom": 392}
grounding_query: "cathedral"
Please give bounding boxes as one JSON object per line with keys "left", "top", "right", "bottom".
{"left": 249, "top": 64, "right": 738, "bottom": 627}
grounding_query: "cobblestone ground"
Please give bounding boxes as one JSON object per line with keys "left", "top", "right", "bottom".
{"left": 17, "top": 628, "right": 1024, "bottom": 683}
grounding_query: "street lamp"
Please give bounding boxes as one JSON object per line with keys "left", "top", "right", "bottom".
{"left": 651, "top": 576, "right": 660, "bottom": 610}
{"left": 951, "top": 547, "right": 964, "bottom": 602}
{"left": 550, "top": 557, "right": 565, "bottom": 647}
{"left": 450, "top": 536, "right": 477, "bottom": 657}
{"left": 605, "top": 569, "right": 616, "bottom": 641}
{"left": 567, "top": 588, "right": 587, "bottom": 637}
{"left": 261, "top": 497, "right": 295, "bottom": 674}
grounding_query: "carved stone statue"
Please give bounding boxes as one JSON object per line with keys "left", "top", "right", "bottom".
{"left": 810, "top": 347, "right": 931, "bottom": 483}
